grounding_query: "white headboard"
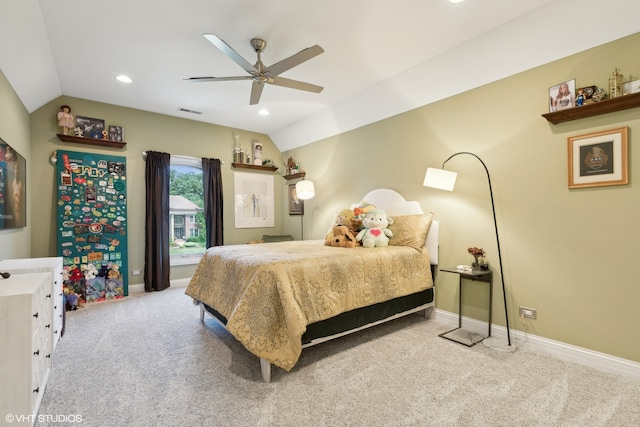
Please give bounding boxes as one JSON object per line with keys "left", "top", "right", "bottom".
{"left": 353, "top": 189, "right": 439, "bottom": 265}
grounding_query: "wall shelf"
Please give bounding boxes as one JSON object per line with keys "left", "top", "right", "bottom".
{"left": 57, "top": 134, "right": 126, "bottom": 148}
{"left": 231, "top": 162, "right": 278, "bottom": 172}
{"left": 542, "top": 92, "right": 640, "bottom": 124}
{"left": 283, "top": 172, "right": 306, "bottom": 180}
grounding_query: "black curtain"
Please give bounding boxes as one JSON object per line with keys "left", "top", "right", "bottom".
{"left": 144, "top": 151, "right": 171, "bottom": 291}
{"left": 202, "top": 158, "right": 224, "bottom": 248}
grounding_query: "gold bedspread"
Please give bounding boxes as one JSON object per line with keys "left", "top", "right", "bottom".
{"left": 185, "top": 240, "right": 433, "bottom": 371}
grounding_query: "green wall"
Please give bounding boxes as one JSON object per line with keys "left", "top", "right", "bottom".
{"left": 282, "top": 32, "right": 640, "bottom": 363}
{"left": 28, "top": 96, "right": 284, "bottom": 283}
{"left": 0, "top": 69, "right": 31, "bottom": 260}
{"left": 2, "top": 31, "right": 639, "bottom": 365}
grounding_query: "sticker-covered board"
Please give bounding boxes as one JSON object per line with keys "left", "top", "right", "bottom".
{"left": 56, "top": 150, "right": 128, "bottom": 306}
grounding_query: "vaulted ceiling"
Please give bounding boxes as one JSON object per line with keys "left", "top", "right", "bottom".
{"left": 1, "top": 1, "right": 639, "bottom": 151}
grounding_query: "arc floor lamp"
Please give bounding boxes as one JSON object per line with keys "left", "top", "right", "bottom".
{"left": 423, "top": 152, "right": 511, "bottom": 346}
{"left": 295, "top": 179, "right": 315, "bottom": 240}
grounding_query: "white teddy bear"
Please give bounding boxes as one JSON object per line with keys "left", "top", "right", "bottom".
{"left": 83, "top": 263, "right": 98, "bottom": 280}
{"left": 356, "top": 208, "right": 394, "bottom": 248}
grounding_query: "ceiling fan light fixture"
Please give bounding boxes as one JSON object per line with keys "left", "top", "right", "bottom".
{"left": 115, "top": 75, "right": 133, "bottom": 83}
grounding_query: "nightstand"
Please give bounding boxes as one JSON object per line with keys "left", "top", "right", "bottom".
{"left": 438, "top": 267, "right": 493, "bottom": 346}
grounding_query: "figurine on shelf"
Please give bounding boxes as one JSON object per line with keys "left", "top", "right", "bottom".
{"left": 74, "top": 126, "right": 84, "bottom": 137}
{"left": 57, "top": 105, "right": 75, "bottom": 135}
{"left": 253, "top": 141, "right": 263, "bottom": 166}
{"left": 576, "top": 89, "right": 586, "bottom": 106}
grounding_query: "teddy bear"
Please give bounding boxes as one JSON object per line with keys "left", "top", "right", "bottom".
{"left": 108, "top": 264, "right": 120, "bottom": 280}
{"left": 356, "top": 208, "right": 394, "bottom": 248}
{"left": 327, "top": 225, "right": 358, "bottom": 248}
{"left": 325, "top": 208, "right": 358, "bottom": 245}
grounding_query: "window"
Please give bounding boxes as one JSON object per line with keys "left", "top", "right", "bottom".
{"left": 169, "top": 156, "right": 206, "bottom": 266}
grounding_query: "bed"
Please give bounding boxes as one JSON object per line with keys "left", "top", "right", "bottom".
{"left": 185, "top": 189, "right": 439, "bottom": 382}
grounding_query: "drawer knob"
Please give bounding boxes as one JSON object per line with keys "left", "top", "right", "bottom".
{"left": 33, "top": 349, "right": 40, "bottom": 356}
{"left": 33, "top": 387, "right": 39, "bottom": 394}
{"left": 47, "top": 293, "right": 52, "bottom": 298}
{"left": 46, "top": 323, "right": 51, "bottom": 329}
{"left": 33, "top": 312, "right": 38, "bottom": 318}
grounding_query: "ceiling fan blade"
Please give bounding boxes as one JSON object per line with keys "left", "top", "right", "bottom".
{"left": 203, "top": 34, "right": 257, "bottom": 75}
{"left": 269, "top": 76, "right": 323, "bottom": 93}
{"left": 249, "top": 81, "right": 265, "bottom": 105}
{"left": 263, "top": 45, "right": 324, "bottom": 76}
{"left": 184, "top": 76, "right": 253, "bottom": 82}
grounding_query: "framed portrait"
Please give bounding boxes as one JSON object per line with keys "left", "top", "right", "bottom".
{"left": 567, "top": 127, "right": 628, "bottom": 189}
{"left": 108, "top": 125, "right": 125, "bottom": 142}
{"left": 288, "top": 184, "right": 304, "bottom": 215}
{"left": 0, "top": 138, "right": 26, "bottom": 229}
{"left": 76, "top": 116, "right": 106, "bottom": 139}
{"left": 549, "top": 79, "right": 576, "bottom": 112}
{"left": 233, "top": 172, "right": 274, "bottom": 228}
{"left": 252, "top": 140, "right": 263, "bottom": 166}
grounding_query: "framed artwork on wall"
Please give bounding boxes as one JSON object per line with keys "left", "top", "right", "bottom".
{"left": 288, "top": 184, "right": 304, "bottom": 215}
{"left": 0, "top": 138, "right": 26, "bottom": 229}
{"left": 549, "top": 79, "right": 576, "bottom": 112}
{"left": 567, "top": 127, "right": 628, "bottom": 189}
{"left": 233, "top": 172, "right": 275, "bottom": 228}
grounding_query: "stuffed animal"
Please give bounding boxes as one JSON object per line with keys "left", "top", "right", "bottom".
{"left": 108, "top": 264, "right": 120, "bottom": 280}
{"left": 83, "top": 263, "right": 98, "bottom": 280}
{"left": 325, "top": 208, "right": 357, "bottom": 245}
{"left": 327, "top": 225, "right": 358, "bottom": 248}
{"left": 356, "top": 208, "right": 394, "bottom": 248}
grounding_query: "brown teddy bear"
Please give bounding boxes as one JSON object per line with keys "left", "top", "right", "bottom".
{"left": 327, "top": 225, "right": 358, "bottom": 248}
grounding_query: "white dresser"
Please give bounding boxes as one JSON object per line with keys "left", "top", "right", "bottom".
{"left": 0, "top": 257, "right": 64, "bottom": 351}
{"left": 0, "top": 273, "right": 52, "bottom": 426}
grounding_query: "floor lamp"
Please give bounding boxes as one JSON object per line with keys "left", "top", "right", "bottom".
{"left": 423, "top": 152, "right": 511, "bottom": 347}
{"left": 296, "top": 180, "right": 315, "bottom": 240}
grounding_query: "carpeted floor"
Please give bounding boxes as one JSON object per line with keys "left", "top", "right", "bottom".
{"left": 36, "top": 285, "right": 640, "bottom": 426}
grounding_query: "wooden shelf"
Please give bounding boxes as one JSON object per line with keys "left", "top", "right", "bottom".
{"left": 283, "top": 172, "right": 306, "bottom": 180}
{"left": 542, "top": 92, "right": 640, "bottom": 124}
{"left": 231, "top": 162, "right": 278, "bottom": 172}
{"left": 57, "top": 134, "right": 126, "bottom": 148}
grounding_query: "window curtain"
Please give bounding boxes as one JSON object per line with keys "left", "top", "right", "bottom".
{"left": 202, "top": 158, "right": 224, "bottom": 248}
{"left": 144, "top": 151, "right": 171, "bottom": 291}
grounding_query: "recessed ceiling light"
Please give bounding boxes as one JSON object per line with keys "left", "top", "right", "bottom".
{"left": 115, "top": 75, "right": 132, "bottom": 83}
{"left": 259, "top": 109, "right": 269, "bottom": 116}
{"left": 449, "top": 0, "right": 464, "bottom": 3}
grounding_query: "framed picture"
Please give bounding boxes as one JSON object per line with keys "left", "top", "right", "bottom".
{"left": 233, "top": 172, "right": 274, "bottom": 228}
{"left": 549, "top": 79, "right": 576, "bottom": 112}
{"left": 288, "top": 184, "right": 304, "bottom": 215}
{"left": 567, "top": 127, "right": 628, "bottom": 189}
{"left": 76, "top": 116, "right": 106, "bottom": 139}
{"left": 252, "top": 140, "right": 263, "bottom": 166}
{"left": 0, "top": 138, "right": 26, "bottom": 229}
{"left": 108, "top": 125, "right": 125, "bottom": 142}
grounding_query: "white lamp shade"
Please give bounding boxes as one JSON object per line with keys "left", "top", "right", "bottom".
{"left": 423, "top": 168, "right": 457, "bottom": 191}
{"left": 296, "top": 180, "right": 315, "bottom": 200}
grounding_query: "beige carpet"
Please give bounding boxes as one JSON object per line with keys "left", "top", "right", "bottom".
{"left": 37, "top": 285, "right": 640, "bottom": 426}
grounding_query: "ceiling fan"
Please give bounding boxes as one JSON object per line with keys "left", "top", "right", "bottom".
{"left": 185, "top": 34, "right": 324, "bottom": 105}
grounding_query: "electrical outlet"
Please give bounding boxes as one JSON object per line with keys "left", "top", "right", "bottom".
{"left": 131, "top": 269, "right": 141, "bottom": 276}
{"left": 519, "top": 306, "right": 537, "bottom": 319}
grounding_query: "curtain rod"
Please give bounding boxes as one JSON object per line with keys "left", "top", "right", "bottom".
{"left": 141, "top": 151, "right": 224, "bottom": 164}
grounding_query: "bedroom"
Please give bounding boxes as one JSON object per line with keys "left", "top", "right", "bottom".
{"left": 1, "top": 0, "right": 640, "bottom": 419}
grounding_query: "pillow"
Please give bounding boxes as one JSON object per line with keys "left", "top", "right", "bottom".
{"left": 388, "top": 213, "right": 434, "bottom": 248}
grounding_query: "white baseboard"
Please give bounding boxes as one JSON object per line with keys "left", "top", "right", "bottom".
{"left": 435, "top": 309, "right": 640, "bottom": 380}
{"left": 128, "top": 278, "right": 190, "bottom": 294}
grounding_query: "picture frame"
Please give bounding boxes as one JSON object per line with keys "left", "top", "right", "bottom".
{"left": 0, "top": 137, "right": 26, "bottom": 229}
{"left": 233, "top": 172, "right": 275, "bottom": 228}
{"left": 567, "top": 127, "right": 628, "bottom": 189}
{"left": 549, "top": 79, "right": 576, "bottom": 112}
{"left": 252, "top": 140, "right": 263, "bottom": 166}
{"left": 76, "top": 116, "right": 106, "bottom": 139}
{"left": 108, "top": 125, "right": 125, "bottom": 142}
{"left": 288, "top": 184, "right": 304, "bottom": 215}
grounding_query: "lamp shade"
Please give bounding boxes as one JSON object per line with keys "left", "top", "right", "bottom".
{"left": 296, "top": 180, "right": 315, "bottom": 200}
{"left": 423, "top": 168, "right": 457, "bottom": 191}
